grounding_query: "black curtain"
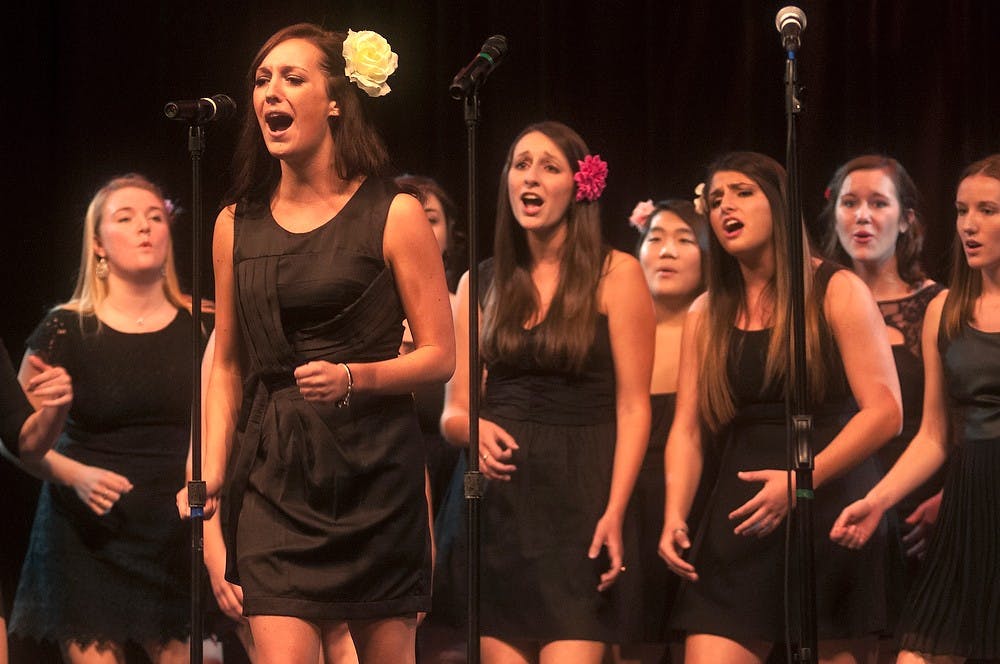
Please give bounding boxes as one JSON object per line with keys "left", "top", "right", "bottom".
{"left": 2, "top": 1, "right": 997, "bottom": 661}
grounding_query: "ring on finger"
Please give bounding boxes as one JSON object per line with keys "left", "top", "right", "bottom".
{"left": 481, "top": 452, "right": 489, "bottom": 462}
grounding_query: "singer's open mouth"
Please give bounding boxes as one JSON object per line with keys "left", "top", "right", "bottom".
{"left": 265, "top": 112, "right": 293, "bottom": 132}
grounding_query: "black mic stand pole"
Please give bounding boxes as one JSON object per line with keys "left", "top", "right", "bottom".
{"left": 184, "top": 123, "right": 208, "bottom": 664}
{"left": 460, "top": 89, "right": 484, "bottom": 664}
{"left": 782, "top": 48, "right": 818, "bottom": 664}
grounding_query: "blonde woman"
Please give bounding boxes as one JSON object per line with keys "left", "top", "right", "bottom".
{"left": 9, "top": 173, "right": 210, "bottom": 663}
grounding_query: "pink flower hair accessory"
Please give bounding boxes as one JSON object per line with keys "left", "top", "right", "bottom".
{"left": 574, "top": 154, "right": 608, "bottom": 202}
{"left": 629, "top": 199, "right": 655, "bottom": 230}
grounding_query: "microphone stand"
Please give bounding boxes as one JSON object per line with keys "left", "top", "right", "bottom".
{"left": 459, "top": 89, "right": 484, "bottom": 664}
{"left": 182, "top": 123, "right": 208, "bottom": 664}
{"left": 782, "top": 50, "right": 818, "bottom": 664}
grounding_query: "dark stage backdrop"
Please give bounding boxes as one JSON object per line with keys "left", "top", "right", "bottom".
{"left": 2, "top": 1, "right": 997, "bottom": 660}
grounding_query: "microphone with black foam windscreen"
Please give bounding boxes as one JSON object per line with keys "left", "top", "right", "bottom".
{"left": 163, "top": 94, "right": 236, "bottom": 124}
{"left": 449, "top": 35, "right": 508, "bottom": 99}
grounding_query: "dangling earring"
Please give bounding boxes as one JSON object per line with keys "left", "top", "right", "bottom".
{"left": 95, "top": 256, "right": 109, "bottom": 280}
{"left": 160, "top": 263, "right": 167, "bottom": 277}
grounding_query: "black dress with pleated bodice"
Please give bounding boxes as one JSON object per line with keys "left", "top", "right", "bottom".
{"left": 223, "top": 177, "right": 430, "bottom": 620}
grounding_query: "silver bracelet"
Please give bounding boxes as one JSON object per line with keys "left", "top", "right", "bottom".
{"left": 336, "top": 363, "right": 353, "bottom": 408}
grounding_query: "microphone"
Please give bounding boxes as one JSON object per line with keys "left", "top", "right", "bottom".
{"left": 775, "top": 6, "right": 807, "bottom": 53}
{"left": 163, "top": 94, "right": 237, "bottom": 123}
{"left": 449, "top": 35, "right": 508, "bottom": 99}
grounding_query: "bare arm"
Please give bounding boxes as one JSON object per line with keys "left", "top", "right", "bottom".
{"left": 813, "top": 269, "right": 903, "bottom": 487}
{"left": 439, "top": 272, "right": 519, "bottom": 478}
{"left": 831, "top": 291, "right": 951, "bottom": 548}
{"left": 590, "top": 251, "right": 655, "bottom": 590}
{"left": 659, "top": 294, "right": 707, "bottom": 580}
{"left": 297, "top": 193, "right": 455, "bottom": 405}
{"left": 440, "top": 271, "right": 473, "bottom": 447}
{"left": 16, "top": 351, "right": 132, "bottom": 514}
{"left": 727, "top": 270, "right": 902, "bottom": 537}
{"left": 198, "top": 207, "right": 243, "bottom": 508}
{"left": 378, "top": 192, "right": 456, "bottom": 390}
{"left": 13, "top": 354, "right": 72, "bottom": 462}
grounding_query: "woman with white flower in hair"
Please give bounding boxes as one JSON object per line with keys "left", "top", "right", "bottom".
{"left": 176, "top": 23, "right": 454, "bottom": 664}
{"left": 442, "top": 121, "right": 654, "bottom": 663}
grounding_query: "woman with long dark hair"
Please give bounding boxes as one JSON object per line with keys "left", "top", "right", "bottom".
{"left": 181, "top": 23, "right": 454, "bottom": 664}
{"left": 441, "top": 120, "right": 654, "bottom": 663}
{"left": 658, "top": 152, "right": 902, "bottom": 663}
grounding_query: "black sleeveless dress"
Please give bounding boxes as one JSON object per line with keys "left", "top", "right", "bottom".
{"left": 477, "top": 260, "right": 641, "bottom": 643}
{"left": 896, "top": 323, "right": 1000, "bottom": 659}
{"left": 626, "top": 393, "right": 718, "bottom": 647}
{"left": 10, "top": 308, "right": 204, "bottom": 647}
{"left": 223, "top": 177, "right": 431, "bottom": 620}
{"left": 629, "top": 393, "right": 678, "bottom": 644}
{"left": 875, "top": 283, "right": 948, "bottom": 634}
{"left": 671, "top": 262, "right": 888, "bottom": 641}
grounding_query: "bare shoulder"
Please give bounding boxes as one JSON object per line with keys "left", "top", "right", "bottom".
{"left": 213, "top": 205, "right": 236, "bottom": 239}
{"left": 387, "top": 191, "right": 426, "bottom": 227}
{"left": 925, "top": 288, "right": 949, "bottom": 322}
{"left": 823, "top": 266, "right": 877, "bottom": 320}
{"left": 216, "top": 204, "right": 236, "bottom": 225}
{"left": 825, "top": 265, "right": 870, "bottom": 299}
{"left": 688, "top": 291, "right": 709, "bottom": 314}
{"left": 384, "top": 192, "right": 431, "bottom": 258}
{"left": 602, "top": 249, "right": 643, "bottom": 283}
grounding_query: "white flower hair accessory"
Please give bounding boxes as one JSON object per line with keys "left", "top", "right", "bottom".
{"left": 693, "top": 182, "right": 706, "bottom": 216}
{"left": 343, "top": 29, "right": 398, "bottom": 97}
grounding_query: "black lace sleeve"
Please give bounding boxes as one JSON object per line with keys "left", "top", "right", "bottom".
{"left": 878, "top": 282, "right": 946, "bottom": 359}
{"left": 25, "top": 308, "right": 84, "bottom": 366}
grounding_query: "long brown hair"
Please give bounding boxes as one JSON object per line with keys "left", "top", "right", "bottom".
{"left": 698, "top": 152, "right": 825, "bottom": 431}
{"left": 820, "top": 154, "right": 928, "bottom": 288}
{"left": 942, "top": 154, "right": 1000, "bottom": 339}
{"left": 225, "top": 23, "right": 391, "bottom": 207}
{"left": 481, "top": 121, "right": 608, "bottom": 373}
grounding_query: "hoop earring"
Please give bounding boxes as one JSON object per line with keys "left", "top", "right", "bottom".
{"left": 95, "top": 256, "right": 109, "bottom": 280}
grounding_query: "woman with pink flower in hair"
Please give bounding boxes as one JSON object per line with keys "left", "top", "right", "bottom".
{"left": 178, "top": 23, "right": 454, "bottom": 664}
{"left": 442, "top": 121, "right": 654, "bottom": 663}
{"left": 612, "top": 196, "right": 709, "bottom": 664}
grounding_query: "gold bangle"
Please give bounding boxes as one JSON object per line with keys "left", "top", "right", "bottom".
{"left": 336, "top": 363, "right": 353, "bottom": 408}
